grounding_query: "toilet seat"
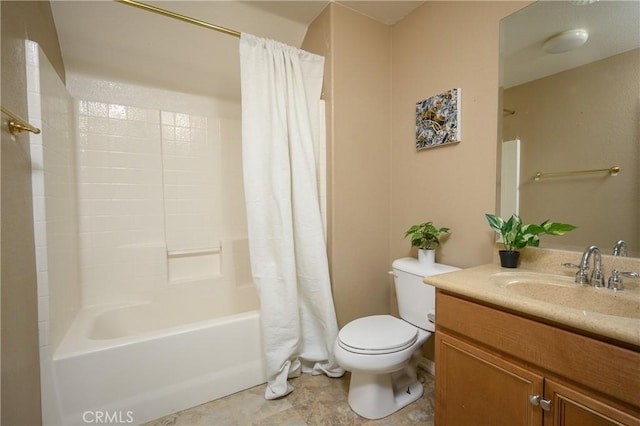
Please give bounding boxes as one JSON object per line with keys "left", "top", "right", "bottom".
{"left": 337, "top": 315, "right": 418, "bottom": 355}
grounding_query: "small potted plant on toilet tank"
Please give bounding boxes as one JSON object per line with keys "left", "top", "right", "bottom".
{"left": 404, "top": 221, "right": 450, "bottom": 265}
{"left": 484, "top": 213, "right": 576, "bottom": 268}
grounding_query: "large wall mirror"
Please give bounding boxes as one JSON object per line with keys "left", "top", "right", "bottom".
{"left": 499, "top": 1, "right": 639, "bottom": 258}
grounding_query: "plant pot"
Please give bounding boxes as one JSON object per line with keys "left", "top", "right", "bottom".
{"left": 499, "top": 250, "right": 520, "bottom": 268}
{"left": 418, "top": 249, "right": 435, "bottom": 266}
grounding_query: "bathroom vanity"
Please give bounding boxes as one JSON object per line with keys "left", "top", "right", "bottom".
{"left": 426, "top": 261, "right": 640, "bottom": 426}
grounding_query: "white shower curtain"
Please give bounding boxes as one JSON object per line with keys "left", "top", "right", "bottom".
{"left": 239, "top": 33, "right": 344, "bottom": 400}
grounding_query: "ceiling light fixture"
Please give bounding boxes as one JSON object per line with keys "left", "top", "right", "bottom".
{"left": 543, "top": 29, "right": 589, "bottom": 54}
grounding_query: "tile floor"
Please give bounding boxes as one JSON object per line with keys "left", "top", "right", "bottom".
{"left": 144, "top": 369, "right": 435, "bottom": 426}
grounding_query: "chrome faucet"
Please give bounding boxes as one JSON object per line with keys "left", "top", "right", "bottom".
{"left": 576, "top": 245, "right": 605, "bottom": 287}
{"left": 607, "top": 269, "right": 639, "bottom": 291}
{"left": 564, "top": 244, "right": 638, "bottom": 290}
{"left": 612, "top": 240, "right": 627, "bottom": 256}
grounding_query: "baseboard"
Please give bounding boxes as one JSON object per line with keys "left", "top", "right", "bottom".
{"left": 418, "top": 357, "right": 435, "bottom": 376}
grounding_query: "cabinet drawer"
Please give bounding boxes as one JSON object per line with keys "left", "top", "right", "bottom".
{"left": 436, "top": 290, "right": 640, "bottom": 409}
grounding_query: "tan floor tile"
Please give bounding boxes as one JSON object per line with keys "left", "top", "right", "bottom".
{"left": 144, "top": 369, "right": 434, "bottom": 426}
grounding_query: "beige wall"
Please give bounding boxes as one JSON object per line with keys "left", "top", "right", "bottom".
{"left": 389, "top": 0, "right": 527, "bottom": 362}
{"left": 504, "top": 49, "right": 639, "bottom": 253}
{"left": 304, "top": 4, "right": 392, "bottom": 327}
{"left": 1, "top": 2, "right": 65, "bottom": 424}
{"left": 390, "top": 1, "right": 526, "bottom": 269}
{"left": 302, "top": 1, "right": 530, "bottom": 364}
{"left": 304, "top": 2, "right": 528, "bottom": 327}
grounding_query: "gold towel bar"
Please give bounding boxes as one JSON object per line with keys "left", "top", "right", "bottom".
{"left": 1, "top": 105, "right": 41, "bottom": 135}
{"left": 533, "top": 166, "right": 620, "bottom": 180}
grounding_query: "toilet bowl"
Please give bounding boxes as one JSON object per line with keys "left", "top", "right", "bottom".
{"left": 334, "top": 258, "right": 459, "bottom": 419}
{"left": 334, "top": 315, "right": 429, "bottom": 419}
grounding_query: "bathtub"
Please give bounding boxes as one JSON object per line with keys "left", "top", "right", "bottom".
{"left": 52, "top": 277, "right": 265, "bottom": 425}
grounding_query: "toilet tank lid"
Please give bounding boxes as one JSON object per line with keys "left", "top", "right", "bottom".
{"left": 392, "top": 257, "right": 460, "bottom": 277}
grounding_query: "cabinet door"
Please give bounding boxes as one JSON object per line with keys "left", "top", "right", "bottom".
{"left": 544, "top": 379, "right": 640, "bottom": 426}
{"left": 436, "top": 331, "right": 544, "bottom": 426}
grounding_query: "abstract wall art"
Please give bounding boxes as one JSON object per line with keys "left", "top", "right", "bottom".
{"left": 416, "top": 88, "right": 461, "bottom": 150}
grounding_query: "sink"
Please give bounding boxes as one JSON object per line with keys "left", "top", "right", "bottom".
{"left": 490, "top": 272, "right": 640, "bottom": 319}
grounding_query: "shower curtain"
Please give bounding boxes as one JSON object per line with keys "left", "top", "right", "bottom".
{"left": 239, "top": 33, "right": 344, "bottom": 400}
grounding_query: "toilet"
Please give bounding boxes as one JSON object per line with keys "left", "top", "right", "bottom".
{"left": 334, "top": 257, "right": 460, "bottom": 419}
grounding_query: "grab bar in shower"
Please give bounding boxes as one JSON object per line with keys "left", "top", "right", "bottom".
{"left": 1, "top": 105, "right": 41, "bottom": 135}
{"left": 167, "top": 247, "right": 221, "bottom": 258}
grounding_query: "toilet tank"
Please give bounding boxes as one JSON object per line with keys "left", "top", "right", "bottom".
{"left": 391, "top": 257, "right": 460, "bottom": 331}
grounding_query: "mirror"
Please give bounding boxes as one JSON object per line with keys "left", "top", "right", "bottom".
{"left": 499, "top": 1, "right": 639, "bottom": 258}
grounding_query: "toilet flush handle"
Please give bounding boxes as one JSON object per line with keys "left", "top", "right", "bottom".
{"left": 388, "top": 270, "right": 397, "bottom": 277}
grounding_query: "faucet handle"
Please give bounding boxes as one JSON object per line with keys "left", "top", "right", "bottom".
{"left": 608, "top": 270, "right": 640, "bottom": 292}
{"left": 563, "top": 263, "right": 590, "bottom": 285}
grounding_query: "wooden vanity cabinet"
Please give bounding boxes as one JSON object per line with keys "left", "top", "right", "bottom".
{"left": 435, "top": 291, "right": 640, "bottom": 426}
{"left": 436, "top": 331, "right": 544, "bottom": 425}
{"left": 543, "top": 378, "right": 639, "bottom": 426}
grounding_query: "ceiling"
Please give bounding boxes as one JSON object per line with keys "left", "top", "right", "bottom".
{"left": 50, "top": 1, "right": 639, "bottom": 99}
{"left": 50, "top": 0, "right": 426, "bottom": 100}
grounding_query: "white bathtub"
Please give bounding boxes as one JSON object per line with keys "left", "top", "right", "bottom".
{"left": 52, "top": 277, "right": 265, "bottom": 425}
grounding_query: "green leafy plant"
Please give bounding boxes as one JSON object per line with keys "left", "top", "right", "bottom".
{"left": 485, "top": 213, "right": 576, "bottom": 252}
{"left": 404, "top": 222, "right": 450, "bottom": 250}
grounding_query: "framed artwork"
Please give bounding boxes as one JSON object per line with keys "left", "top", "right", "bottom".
{"left": 416, "top": 88, "right": 461, "bottom": 150}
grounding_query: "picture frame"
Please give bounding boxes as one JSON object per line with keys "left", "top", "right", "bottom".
{"left": 416, "top": 88, "right": 461, "bottom": 150}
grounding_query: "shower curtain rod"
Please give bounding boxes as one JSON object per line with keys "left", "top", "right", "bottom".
{"left": 114, "top": 0, "right": 241, "bottom": 38}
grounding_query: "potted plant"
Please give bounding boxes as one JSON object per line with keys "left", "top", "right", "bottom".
{"left": 485, "top": 213, "right": 576, "bottom": 268}
{"left": 404, "top": 222, "right": 450, "bottom": 265}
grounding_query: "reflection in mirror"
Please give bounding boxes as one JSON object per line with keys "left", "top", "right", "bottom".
{"left": 499, "top": 1, "right": 639, "bottom": 258}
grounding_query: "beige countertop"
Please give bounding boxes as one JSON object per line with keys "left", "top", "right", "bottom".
{"left": 425, "top": 263, "right": 640, "bottom": 349}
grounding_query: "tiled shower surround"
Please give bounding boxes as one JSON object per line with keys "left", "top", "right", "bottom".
{"left": 75, "top": 100, "right": 227, "bottom": 304}
{"left": 27, "top": 41, "right": 247, "bottom": 422}
{"left": 27, "top": 40, "right": 81, "bottom": 358}
{"left": 70, "top": 76, "right": 243, "bottom": 306}
{"left": 76, "top": 100, "right": 166, "bottom": 305}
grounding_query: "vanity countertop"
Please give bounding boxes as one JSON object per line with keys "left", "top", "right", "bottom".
{"left": 425, "top": 263, "right": 640, "bottom": 349}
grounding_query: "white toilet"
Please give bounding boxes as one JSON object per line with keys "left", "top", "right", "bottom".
{"left": 334, "top": 257, "right": 459, "bottom": 419}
